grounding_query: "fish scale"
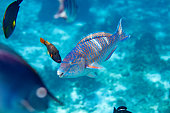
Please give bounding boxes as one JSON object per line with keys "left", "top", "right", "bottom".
{"left": 73, "top": 35, "right": 113, "bottom": 65}
{"left": 76, "top": 35, "right": 114, "bottom": 64}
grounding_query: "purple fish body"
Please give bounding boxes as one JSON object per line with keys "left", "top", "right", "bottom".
{"left": 0, "top": 43, "right": 63, "bottom": 113}
{"left": 57, "top": 19, "right": 130, "bottom": 78}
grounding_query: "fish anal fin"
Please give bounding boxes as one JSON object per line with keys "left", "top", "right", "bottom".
{"left": 105, "top": 46, "right": 117, "bottom": 61}
{"left": 50, "top": 54, "right": 53, "bottom": 58}
{"left": 87, "top": 74, "right": 96, "bottom": 78}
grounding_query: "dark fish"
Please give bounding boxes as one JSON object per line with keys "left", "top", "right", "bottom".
{"left": 113, "top": 106, "right": 132, "bottom": 113}
{"left": 0, "top": 43, "right": 63, "bottom": 113}
{"left": 3, "top": 0, "right": 23, "bottom": 38}
{"left": 54, "top": 0, "right": 77, "bottom": 22}
{"left": 40, "top": 38, "right": 61, "bottom": 63}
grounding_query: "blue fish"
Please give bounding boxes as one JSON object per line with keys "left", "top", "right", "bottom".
{"left": 3, "top": 0, "right": 23, "bottom": 38}
{"left": 54, "top": 0, "right": 78, "bottom": 22}
{"left": 57, "top": 19, "right": 130, "bottom": 78}
{"left": 0, "top": 43, "right": 63, "bottom": 113}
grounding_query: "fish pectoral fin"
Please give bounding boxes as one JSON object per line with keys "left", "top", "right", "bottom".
{"left": 86, "top": 62, "right": 103, "bottom": 69}
{"left": 12, "top": 20, "right": 16, "bottom": 27}
{"left": 50, "top": 54, "right": 53, "bottom": 58}
{"left": 86, "top": 72, "right": 97, "bottom": 78}
{"left": 105, "top": 46, "right": 117, "bottom": 61}
{"left": 45, "top": 40, "right": 50, "bottom": 45}
{"left": 47, "top": 51, "right": 50, "bottom": 55}
{"left": 86, "top": 65, "right": 102, "bottom": 69}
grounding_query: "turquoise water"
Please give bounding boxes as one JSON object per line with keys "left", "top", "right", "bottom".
{"left": 0, "top": 0, "right": 170, "bottom": 113}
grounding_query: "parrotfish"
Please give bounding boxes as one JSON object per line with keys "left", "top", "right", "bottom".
{"left": 54, "top": 0, "right": 77, "bottom": 22}
{"left": 40, "top": 38, "right": 61, "bottom": 63}
{"left": 57, "top": 19, "right": 130, "bottom": 78}
{"left": 113, "top": 106, "right": 132, "bottom": 113}
{"left": 0, "top": 43, "right": 63, "bottom": 113}
{"left": 3, "top": 0, "right": 23, "bottom": 39}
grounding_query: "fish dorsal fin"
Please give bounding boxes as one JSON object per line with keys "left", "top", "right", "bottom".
{"left": 105, "top": 46, "right": 117, "bottom": 61}
{"left": 45, "top": 40, "right": 50, "bottom": 45}
{"left": 77, "top": 32, "right": 112, "bottom": 45}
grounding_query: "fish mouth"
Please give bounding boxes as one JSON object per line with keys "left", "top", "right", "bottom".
{"left": 57, "top": 71, "right": 64, "bottom": 78}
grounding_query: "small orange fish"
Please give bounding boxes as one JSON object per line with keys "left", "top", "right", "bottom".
{"left": 40, "top": 38, "right": 61, "bottom": 63}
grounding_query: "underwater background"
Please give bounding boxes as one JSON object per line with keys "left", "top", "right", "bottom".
{"left": 0, "top": 0, "right": 169, "bottom": 113}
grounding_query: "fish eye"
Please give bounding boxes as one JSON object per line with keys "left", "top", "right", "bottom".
{"left": 36, "top": 87, "right": 47, "bottom": 98}
{"left": 69, "top": 61, "right": 73, "bottom": 65}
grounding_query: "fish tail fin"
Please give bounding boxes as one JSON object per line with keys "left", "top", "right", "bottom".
{"left": 40, "top": 38, "right": 46, "bottom": 44}
{"left": 115, "top": 18, "right": 130, "bottom": 41}
{"left": 54, "top": 0, "right": 67, "bottom": 19}
{"left": 17, "top": 0, "right": 23, "bottom": 4}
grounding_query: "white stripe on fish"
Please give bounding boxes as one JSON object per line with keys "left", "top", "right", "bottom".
{"left": 103, "top": 37, "right": 109, "bottom": 45}
{"left": 91, "top": 39, "right": 102, "bottom": 50}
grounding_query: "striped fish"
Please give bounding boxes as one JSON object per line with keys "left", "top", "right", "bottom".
{"left": 57, "top": 19, "right": 130, "bottom": 78}
{"left": 54, "top": 0, "right": 77, "bottom": 22}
